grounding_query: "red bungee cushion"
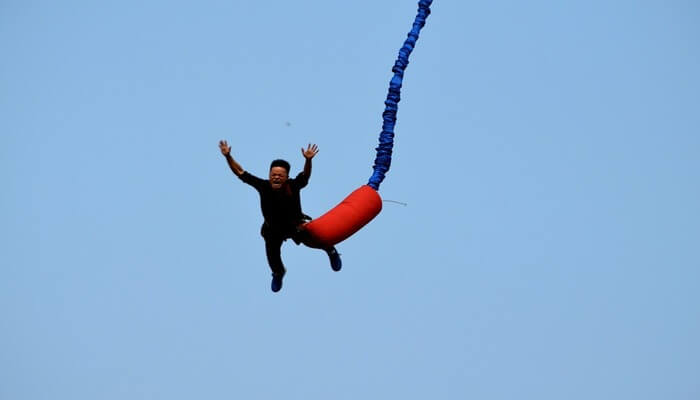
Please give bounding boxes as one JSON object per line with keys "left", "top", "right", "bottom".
{"left": 303, "top": 185, "right": 382, "bottom": 248}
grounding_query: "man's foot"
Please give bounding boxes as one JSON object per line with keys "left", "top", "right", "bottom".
{"left": 326, "top": 247, "right": 342, "bottom": 272}
{"left": 271, "top": 271, "right": 285, "bottom": 292}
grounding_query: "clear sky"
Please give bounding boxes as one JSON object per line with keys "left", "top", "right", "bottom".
{"left": 2, "top": 0, "right": 699, "bottom": 399}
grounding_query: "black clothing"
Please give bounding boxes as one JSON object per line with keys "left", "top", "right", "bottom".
{"left": 264, "top": 236, "right": 286, "bottom": 276}
{"left": 238, "top": 170, "right": 310, "bottom": 238}
{"left": 238, "top": 170, "right": 311, "bottom": 275}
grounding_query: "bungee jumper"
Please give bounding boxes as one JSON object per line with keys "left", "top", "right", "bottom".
{"left": 219, "top": 141, "right": 341, "bottom": 292}
{"left": 219, "top": 0, "right": 432, "bottom": 292}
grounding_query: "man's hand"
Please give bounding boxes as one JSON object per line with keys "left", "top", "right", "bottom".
{"left": 219, "top": 140, "right": 231, "bottom": 156}
{"left": 219, "top": 140, "right": 244, "bottom": 176}
{"left": 301, "top": 143, "right": 319, "bottom": 160}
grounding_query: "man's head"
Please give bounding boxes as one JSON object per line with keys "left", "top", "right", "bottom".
{"left": 269, "top": 159, "right": 290, "bottom": 189}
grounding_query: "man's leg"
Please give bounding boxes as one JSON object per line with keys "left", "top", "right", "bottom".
{"left": 264, "top": 237, "right": 286, "bottom": 292}
{"left": 292, "top": 226, "right": 342, "bottom": 272}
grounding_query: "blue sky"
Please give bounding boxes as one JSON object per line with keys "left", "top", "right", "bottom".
{"left": 2, "top": 0, "right": 699, "bottom": 399}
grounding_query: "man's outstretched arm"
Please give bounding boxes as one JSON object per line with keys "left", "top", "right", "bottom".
{"left": 219, "top": 140, "right": 244, "bottom": 176}
{"left": 301, "top": 143, "right": 319, "bottom": 178}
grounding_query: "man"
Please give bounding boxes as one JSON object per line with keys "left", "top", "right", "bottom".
{"left": 219, "top": 140, "right": 342, "bottom": 292}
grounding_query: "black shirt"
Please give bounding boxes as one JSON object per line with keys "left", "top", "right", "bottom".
{"left": 238, "top": 170, "right": 309, "bottom": 236}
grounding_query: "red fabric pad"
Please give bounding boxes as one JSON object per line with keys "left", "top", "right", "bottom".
{"left": 303, "top": 185, "right": 382, "bottom": 248}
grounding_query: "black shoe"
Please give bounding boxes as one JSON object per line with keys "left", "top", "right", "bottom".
{"left": 326, "top": 248, "right": 342, "bottom": 272}
{"left": 271, "top": 271, "right": 285, "bottom": 292}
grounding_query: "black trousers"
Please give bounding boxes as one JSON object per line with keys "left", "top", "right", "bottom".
{"left": 261, "top": 222, "right": 327, "bottom": 276}
{"left": 261, "top": 222, "right": 304, "bottom": 276}
{"left": 263, "top": 235, "right": 287, "bottom": 276}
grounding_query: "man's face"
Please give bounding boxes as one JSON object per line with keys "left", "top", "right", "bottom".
{"left": 269, "top": 166, "right": 289, "bottom": 190}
